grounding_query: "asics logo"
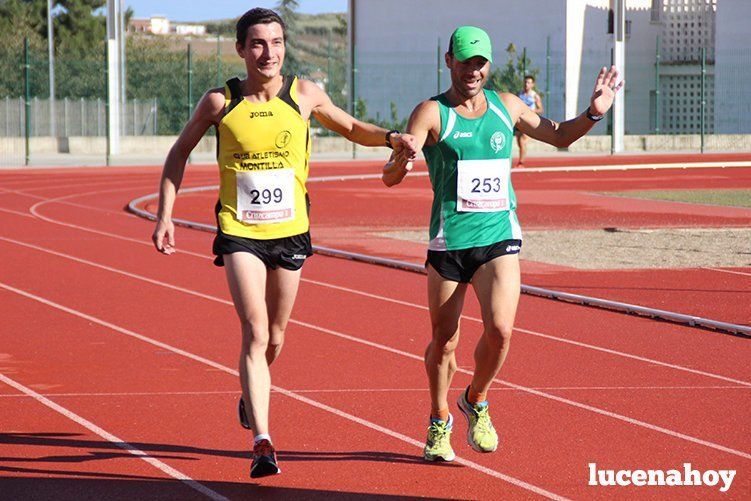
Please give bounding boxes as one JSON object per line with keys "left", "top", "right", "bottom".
{"left": 453, "top": 131, "right": 473, "bottom": 139}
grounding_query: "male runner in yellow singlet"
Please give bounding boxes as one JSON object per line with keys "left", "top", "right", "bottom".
{"left": 151, "top": 8, "right": 416, "bottom": 478}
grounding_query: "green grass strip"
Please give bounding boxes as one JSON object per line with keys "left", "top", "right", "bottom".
{"left": 605, "top": 190, "right": 751, "bottom": 208}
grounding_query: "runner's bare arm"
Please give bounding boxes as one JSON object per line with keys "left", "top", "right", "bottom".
{"left": 503, "top": 66, "right": 623, "bottom": 147}
{"left": 534, "top": 93, "right": 544, "bottom": 115}
{"left": 382, "top": 100, "right": 439, "bottom": 187}
{"left": 297, "top": 79, "right": 417, "bottom": 158}
{"left": 152, "top": 88, "right": 225, "bottom": 254}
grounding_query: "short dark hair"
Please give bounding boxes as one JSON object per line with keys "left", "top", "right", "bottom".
{"left": 236, "top": 8, "right": 287, "bottom": 46}
{"left": 524, "top": 75, "right": 535, "bottom": 82}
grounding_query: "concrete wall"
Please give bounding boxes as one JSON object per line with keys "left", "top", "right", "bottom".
{"left": 351, "top": 0, "right": 661, "bottom": 135}
{"left": 576, "top": 2, "right": 658, "bottom": 134}
{"left": 350, "top": 0, "right": 567, "bottom": 124}
{"left": 5, "top": 134, "right": 750, "bottom": 159}
{"left": 714, "top": 0, "right": 751, "bottom": 133}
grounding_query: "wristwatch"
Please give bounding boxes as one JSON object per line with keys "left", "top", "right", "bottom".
{"left": 385, "top": 129, "right": 400, "bottom": 148}
{"left": 586, "top": 107, "right": 604, "bottom": 122}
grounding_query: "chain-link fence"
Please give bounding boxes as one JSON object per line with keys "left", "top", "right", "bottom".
{"left": 2, "top": 33, "right": 750, "bottom": 167}
{"left": 353, "top": 41, "right": 751, "bottom": 139}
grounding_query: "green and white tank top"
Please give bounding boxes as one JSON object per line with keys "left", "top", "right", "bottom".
{"left": 423, "top": 89, "right": 521, "bottom": 251}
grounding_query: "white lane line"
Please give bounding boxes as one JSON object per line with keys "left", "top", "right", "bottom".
{"left": 301, "top": 278, "right": 751, "bottom": 388}
{"left": 9, "top": 181, "right": 214, "bottom": 223}
{"left": 0, "top": 236, "right": 227, "bottom": 301}
{"left": 3, "top": 271, "right": 750, "bottom": 462}
{"left": 702, "top": 267, "right": 751, "bottom": 277}
{"left": 3, "top": 236, "right": 751, "bottom": 461}
{"left": 289, "top": 318, "right": 751, "bottom": 461}
{"left": 26, "top": 192, "right": 212, "bottom": 259}
{"left": 10, "top": 205, "right": 751, "bottom": 460}
{"left": 0, "top": 390, "right": 240, "bottom": 398}
{"left": 8, "top": 188, "right": 751, "bottom": 461}
{"left": 511, "top": 161, "right": 751, "bottom": 173}
{"left": 0, "top": 206, "right": 36, "bottom": 218}
{"left": 0, "top": 282, "right": 567, "bottom": 500}
{"left": 24, "top": 185, "right": 153, "bottom": 219}
{"left": 269, "top": 385, "right": 569, "bottom": 501}
{"left": 5, "top": 179, "right": 153, "bottom": 193}
{"left": 296, "top": 161, "right": 751, "bottom": 176}
{"left": 3, "top": 181, "right": 160, "bottom": 218}
{"left": 1, "top": 385, "right": 745, "bottom": 400}
{"left": 0, "top": 174, "right": 160, "bottom": 190}
{"left": 4, "top": 234, "right": 747, "bottom": 389}
{"left": 0, "top": 373, "right": 228, "bottom": 501}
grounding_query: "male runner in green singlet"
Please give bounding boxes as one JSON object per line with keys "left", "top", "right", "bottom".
{"left": 383, "top": 26, "right": 622, "bottom": 462}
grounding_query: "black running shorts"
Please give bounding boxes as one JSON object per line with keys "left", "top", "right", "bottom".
{"left": 212, "top": 229, "right": 313, "bottom": 270}
{"left": 426, "top": 239, "right": 522, "bottom": 283}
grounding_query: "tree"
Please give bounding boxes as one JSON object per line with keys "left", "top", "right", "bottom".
{"left": 354, "top": 97, "right": 367, "bottom": 121}
{"left": 275, "top": 0, "right": 313, "bottom": 76}
{"left": 55, "top": 0, "right": 106, "bottom": 56}
{"left": 0, "top": 0, "right": 47, "bottom": 38}
{"left": 485, "top": 43, "right": 541, "bottom": 96}
{"left": 0, "top": 0, "right": 48, "bottom": 97}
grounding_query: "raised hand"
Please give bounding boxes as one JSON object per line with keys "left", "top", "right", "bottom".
{"left": 590, "top": 65, "right": 624, "bottom": 116}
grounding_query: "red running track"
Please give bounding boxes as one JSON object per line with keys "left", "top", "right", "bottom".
{"left": 0, "top": 165, "right": 749, "bottom": 499}
{"left": 136, "top": 163, "right": 751, "bottom": 326}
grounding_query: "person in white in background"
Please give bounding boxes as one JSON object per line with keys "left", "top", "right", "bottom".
{"left": 515, "top": 75, "right": 543, "bottom": 167}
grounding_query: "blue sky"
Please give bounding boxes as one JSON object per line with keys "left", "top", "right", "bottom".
{"left": 125, "top": 1, "right": 347, "bottom": 22}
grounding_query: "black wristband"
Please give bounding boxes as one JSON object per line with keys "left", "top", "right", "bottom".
{"left": 586, "top": 106, "right": 604, "bottom": 122}
{"left": 385, "top": 129, "right": 400, "bottom": 148}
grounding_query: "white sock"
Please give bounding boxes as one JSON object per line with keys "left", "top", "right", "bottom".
{"left": 254, "top": 433, "right": 271, "bottom": 445}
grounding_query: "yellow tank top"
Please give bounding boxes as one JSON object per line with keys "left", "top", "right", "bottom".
{"left": 215, "top": 76, "right": 311, "bottom": 239}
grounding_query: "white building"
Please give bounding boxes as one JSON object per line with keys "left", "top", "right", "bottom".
{"left": 128, "top": 16, "right": 170, "bottom": 34}
{"left": 128, "top": 17, "right": 207, "bottom": 37}
{"left": 348, "top": 0, "right": 737, "bottom": 134}
{"left": 175, "top": 24, "right": 208, "bottom": 36}
{"left": 714, "top": 0, "right": 750, "bottom": 133}
{"left": 149, "top": 16, "right": 170, "bottom": 35}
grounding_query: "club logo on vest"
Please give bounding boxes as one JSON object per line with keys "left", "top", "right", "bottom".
{"left": 276, "top": 130, "right": 292, "bottom": 148}
{"left": 249, "top": 110, "right": 274, "bottom": 119}
{"left": 490, "top": 131, "right": 505, "bottom": 153}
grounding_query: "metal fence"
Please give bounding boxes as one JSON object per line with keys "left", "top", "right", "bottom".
{"left": 353, "top": 43, "right": 751, "bottom": 138}
{"left": 1, "top": 97, "right": 157, "bottom": 138}
{"left": 2, "top": 35, "right": 751, "bottom": 167}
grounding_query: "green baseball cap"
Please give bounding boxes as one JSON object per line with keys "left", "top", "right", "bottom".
{"left": 451, "top": 26, "right": 493, "bottom": 63}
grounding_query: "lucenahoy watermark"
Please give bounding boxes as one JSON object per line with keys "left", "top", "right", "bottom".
{"left": 588, "top": 463, "right": 736, "bottom": 492}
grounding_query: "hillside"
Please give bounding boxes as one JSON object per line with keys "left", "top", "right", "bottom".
{"left": 134, "top": 12, "right": 347, "bottom": 80}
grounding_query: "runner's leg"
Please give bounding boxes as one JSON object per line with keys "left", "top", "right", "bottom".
{"left": 224, "top": 252, "right": 270, "bottom": 435}
{"left": 265, "top": 266, "right": 303, "bottom": 365}
{"left": 425, "top": 264, "right": 467, "bottom": 418}
{"left": 469, "top": 254, "right": 521, "bottom": 396}
{"left": 517, "top": 134, "right": 528, "bottom": 166}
